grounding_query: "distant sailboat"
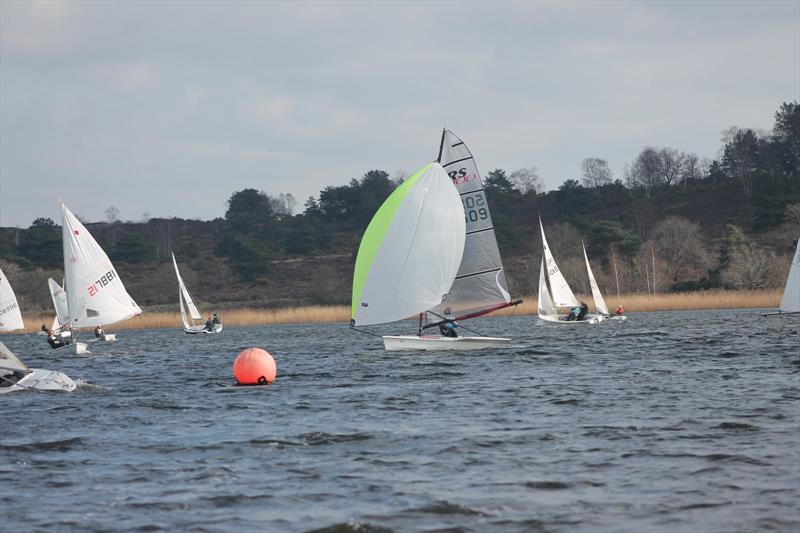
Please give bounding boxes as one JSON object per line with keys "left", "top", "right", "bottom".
{"left": 61, "top": 203, "right": 141, "bottom": 350}
{"left": 172, "top": 253, "right": 221, "bottom": 334}
{"left": 537, "top": 218, "right": 603, "bottom": 324}
{"left": 0, "top": 340, "right": 76, "bottom": 394}
{"left": 0, "top": 268, "right": 24, "bottom": 332}
{"left": 582, "top": 242, "right": 626, "bottom": 321}
{"left": 351, "top": 162, "right": 510, "bottom": 351}
{"left": 764, "top": 238, "right": 800, "bottom": 316}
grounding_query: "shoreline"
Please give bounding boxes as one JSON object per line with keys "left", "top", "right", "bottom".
{"left": 8, "top": 289, "right": 781, "bottom": 334}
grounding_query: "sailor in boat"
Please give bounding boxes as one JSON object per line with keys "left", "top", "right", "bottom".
{"left": 212, "top": 313, "right": 221, "bottom": 327}
{"left": 577, "top": 301, "right": 589, "bottom": 321}
{"left": 615, "top": 305, "right": 625, "bottom": 316}
{"left": 44, "top": 325, "right": 65, "bottom": 349}
{"left": 565, "top": 306, "right": 580, "bottom": 321}
{"left": 438, "top": 321, "right": 458, "bottom": 338}
{"left": 94, "top": 325, "right": 104, "bottom": 339}
{"left": 204, "top": 316, "right": 214, "bottom": 332}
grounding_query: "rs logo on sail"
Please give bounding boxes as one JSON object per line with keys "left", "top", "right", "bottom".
{"left": 448, "top": 168, "right": 477, "bottom": 185}
{"left": 87, "top": 269, "right": 117, "bottom": 296}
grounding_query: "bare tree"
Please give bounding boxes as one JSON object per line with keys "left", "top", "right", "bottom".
{"left": 105, "top": 206, "right": 119, "bottom": 223}
{"left": 580, "top": 157, "right": 613, "bottom": 188}
{"left": 509, "top": 167, "right": 542, "bottom": 194}
{"left": 658, "top": 147, "right": 683, "bottom": 187}
{"left": 721, "top": 244, "right": 777, "bottom": 289}
{"left": 648, "top": 216, "right": 710, "bottom": 284}
{"left": 627, "top": 147, "right": 663, "bottom": 193}
{"left": 679, "top": 153, "right": 702, "bottom": 187}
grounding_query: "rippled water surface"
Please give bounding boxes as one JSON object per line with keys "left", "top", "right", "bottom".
{"left": 2, "top": 309, "right": 799, "bottom": 532}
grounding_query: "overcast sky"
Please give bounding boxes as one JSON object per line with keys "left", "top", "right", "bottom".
{"left": 1, "top": 0, "right": 797, "bottom": 227}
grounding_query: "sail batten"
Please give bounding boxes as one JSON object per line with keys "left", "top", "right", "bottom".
{"left": 62, "top": 204, "right": 141, "bottom": 328}
{"left": 431, "top": 130, "right": 513, "bottom": 319}
{"left": 0, "top": 268, "right": 24, "bottom": 331}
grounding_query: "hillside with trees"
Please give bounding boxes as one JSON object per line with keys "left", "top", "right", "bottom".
{"left": 1, "top": 102, "right": 798, "bottom": 314}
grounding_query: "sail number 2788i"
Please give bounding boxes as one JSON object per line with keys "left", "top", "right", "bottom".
{"left": 87, "top": 269, "right": 117, "bottom": 296}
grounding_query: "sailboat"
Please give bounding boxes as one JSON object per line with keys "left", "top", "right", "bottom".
{"left": 537, "top": 218, "right": 603, "bottom": 325}
{"left": 60, "top": 203, "right": 141, "bottom": 350}
{"left": 764, "top": 237, "right": 800, "bottom": 316}
{"left": 400, "top": 128, "right": 522, "bottom": 348}
{"left": 172, "top": 253, "right": 221, "bottom": 334}
{"left": 0, "top": 340, "right": 76, "bottom": 394}
{"left": 45, "top": 277, "right": 83, "bottom": 350}
{"left": 0, "top": 267, "right": 24, "bottom": 332}
{"left": 582, "top": 242, "right": 626, "bottom": 321}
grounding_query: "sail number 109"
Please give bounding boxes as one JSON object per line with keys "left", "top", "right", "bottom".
{"left": 462, "top": 193, "right": 489, "bottom": 223}
{"left": 88, "top": 269, "right": 117, "bottom": 297}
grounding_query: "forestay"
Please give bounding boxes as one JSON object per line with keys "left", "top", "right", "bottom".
{"left": 351, "top": 163, "right": 465, "bottom": 327}
{"left": 583, "top": 243, "right": 609, "bottom": 315}
{"left": 0, "top": 341, "right": 28, "bottom": 373}
{"left": 48, "top": 278, "right": 70, "bottom": 328}
{"left": 62, "top": 204, "right": 142, "bottom": 328}
{"left": 779, "top": 238, "right": 800, "bottom": 313}
{"left": 172, "top": 253, "right": 202, "bottom": 328}
{"left": 537, "top": 259, "right": 556, "bottom": 317}
{"left": 539, "top": 218, "right": 578, "bottom": 308}
{"left": 0, "top": 268, "right": 24, "bottom": 331}
{"left": 431, "top": 130, "right": 512, "bottom": 319}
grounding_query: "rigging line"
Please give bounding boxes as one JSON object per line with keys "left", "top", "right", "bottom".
{"left": 349, "top": 325, "right": 383, "bottom": 338}
{"left": 437, "top": 128, "right": 446, "bottom": 163}
{"left": 425, "top": 309, "right": 485, "bottom": 337}
{"left": 442, "top": 156, "right": 473, "bottom": 168}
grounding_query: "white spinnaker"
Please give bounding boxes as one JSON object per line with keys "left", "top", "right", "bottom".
{"left": 48, "top": 278, "right": 70, "bottom": 327}
{"left": 0, "top": 268, "right": 24, "bottom": 331}
{"left": 583, "top": 243, "right": 609, "bottom": 315}
{"left": 0, "top": 340, "right": 28, "bottom": 373}
{"left": 431, "top": 130, "right": 511, "bottom": 318}
{"left": 62, "top": 204, "right": 142, "bottom": 328}
{"left": 537, "top": 259, "right": 556, "bottom": 316}
{"left": 539, "top": 218, "right": 578, "bottom": 308}
{"left": 353, "top": 163, "right": 466, "bottom": 326}
{"left": 779, "top": 238, "right": 800, "bottom": 313}
{"left": 172, "top": 253, "right": 202, "bottom": 325}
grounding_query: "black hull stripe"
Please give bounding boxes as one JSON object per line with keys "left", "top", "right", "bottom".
{"left": 443, "top": 156, "right": 473, "bottom": 168}
{"left": 455, "top": 267, "right": 502, "bottom": 280}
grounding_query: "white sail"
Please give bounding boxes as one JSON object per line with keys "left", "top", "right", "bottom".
{"left": 539, "top": 218, "right": 578, "bottom": 308}
{"left": 779, "top": 238, "right": 800, "bottom": 314}
{"left": 351, "top": 163, "right": 466, "bottom": 326}
{"left": 431, "top": 130, "right": 512, "bottom": 318}
{"left": 537, "top": 259, "right": 556, "bottom": 317}
{"left": 48, "top": 278, "right": 70, "bottom": 328}
{"left": 0, "top": 340, "right": 28, "bottom": 373}
{"left": 583, "top": 242, "right": 609, "bottom": 315}
{"left": 0, "top": 268, "right": 24, "bottom": 331}
{"left": 62, "top": 204, "right": 142, "bottom": 328}
{"left": 171, "top": 253, "right": 202, "bottom": 327}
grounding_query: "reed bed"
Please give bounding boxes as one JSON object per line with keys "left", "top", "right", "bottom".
{"left": 12, "top": 289, "right": 780, "bottom": 333}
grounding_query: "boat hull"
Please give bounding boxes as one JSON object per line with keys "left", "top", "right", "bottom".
{"left": 538, "top": 313, "right": 605, "bottom": 325}
{"left": 0, "top": 368, "right": 76, "bottom": 394}
{"left": 50, "top": 341, "right": 89, "bottom": 354}
{"left": 382, "top": 335, "right": 511, "bottom": 351}
{"left": 184, "top": 324, "right": 223, "bottom": 335}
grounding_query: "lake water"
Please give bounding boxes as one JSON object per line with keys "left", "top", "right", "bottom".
{"left": 2, "top": 309, "right": 798, "bottom": 532}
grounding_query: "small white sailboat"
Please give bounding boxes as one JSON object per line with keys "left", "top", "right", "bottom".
{"left": 44, "top": 277, "right": 87, "bottom": 352}
{"left": 352, "top": 161, "right": 491, "bottom": 351}
{"left": 172, "top": 253, "right": 222, "bottom": 334}
{"left": 764, "top": 237, "right": 800, "bottom": 316}
{"left": 60, "top": 203, "right": 141, "bottom": 351}
{"left": 537, "top": 218, "right": 603, "bottom": 325}
{"left": 0, "top": 267, "right": 24, "bottom": 332}
{"left": 582, "top": 242, "right": 626, "bottom": 321}
{"left": 0, "top": 340, "right": 76, "bottom": 394}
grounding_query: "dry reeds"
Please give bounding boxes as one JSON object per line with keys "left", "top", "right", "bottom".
{"left": 9, "top": 289, "right": 780, "bottom": 333}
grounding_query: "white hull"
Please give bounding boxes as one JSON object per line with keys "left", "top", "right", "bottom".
{"left": 382, "top": 335, "right": 511, "bottom": 351}
{"left": 0, "top": 368, "right": 76, "bottom": 394}
{"left": 184, "top": 324, "right": 223, "bottom": 335}
{"left": 538, "top": 313, "right": 605, "bottom": 325}
{"left": 50, "top": 341, "right": 89, "bottom": 355}
{"left": 88, "top": 333, "right": 117, "bottom": 343}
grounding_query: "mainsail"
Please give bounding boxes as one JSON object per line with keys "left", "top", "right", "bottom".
{"left": 431, "top": 129, "right": 513, "bottom": 319}
{"left": 779, "top": 238, "right": 800, "bottom": 314}
{"left": 0, "top": 341, "right": 28, "bottom": 373}
{"left": 583, "top": 242, "right": 609, "bottom": 315}
{"left": 539, "top": 218, "right": 578, "bottom": 308}
{"left": 0, "top": 268, "right": 24, "bottom": 331}
{"left": 351, "top": 162, "right": 465, "bottom": 327}
{"left": 48, "top": 278, "right": 70, "bottom": 328}
{"left": 62, "top": 203, "right": 142, "bottom": 328}
{"left": 537, "top": 259, "right": 556, "bottom": 317}
{"left": 172, "top": 253, "right": 202, "bottom": 329}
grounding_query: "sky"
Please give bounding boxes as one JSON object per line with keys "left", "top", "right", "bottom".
{"left": 1, "top": 0, "right": 798, "bottom": 227}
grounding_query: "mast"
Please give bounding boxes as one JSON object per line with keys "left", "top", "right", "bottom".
{"left": 436, "top": 128, "right": 446, "bottom": 163}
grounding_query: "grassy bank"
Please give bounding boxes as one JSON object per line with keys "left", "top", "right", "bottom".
{"left": 10, "top": 289, "right": 781, "bottom": 334}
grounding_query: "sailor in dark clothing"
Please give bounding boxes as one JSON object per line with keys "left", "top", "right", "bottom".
{"left": 46, "top": 328, "right": 64, "bottom": 349}
{"left": 205, "top": 317, "right": 213, "bottom": 331}
{"left": 577, "top": 301, "right": 589, "bottom": 321}
{"left": 212, "top": 313, "right": 221, "bottom": 325}
{"left": 438, "top": 321, "right": 458, "bottom": 338}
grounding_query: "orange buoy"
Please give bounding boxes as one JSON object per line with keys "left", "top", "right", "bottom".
{"left": 233, "top": 348, "right": 277, "bottom": 385}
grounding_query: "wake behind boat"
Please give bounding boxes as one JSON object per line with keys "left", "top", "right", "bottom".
{"left": 172, "top": 253, "right": 222, "bottom": 334}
